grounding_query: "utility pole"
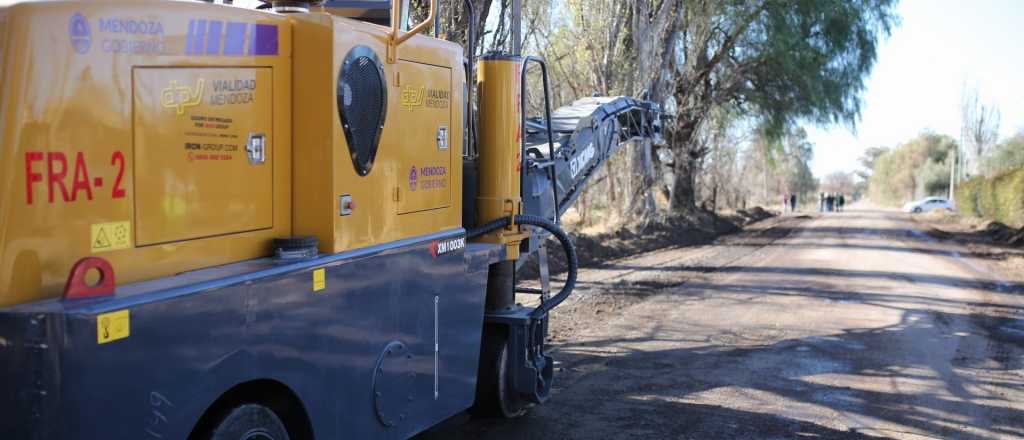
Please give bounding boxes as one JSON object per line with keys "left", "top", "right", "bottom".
{"left": 511, "top": 0, "right": 522, "bottom": 55}
{"left": 949, "top": 144, "right": 956, "bottom": 202}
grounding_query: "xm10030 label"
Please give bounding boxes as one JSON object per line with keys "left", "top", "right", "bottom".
{"left": 24, "top": 151, "right": 127, "bottom": 204}
{"left": 430, "top": 236, "right": 466, "bottom": 258}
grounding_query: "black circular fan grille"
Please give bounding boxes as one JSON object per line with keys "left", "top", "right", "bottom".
{"left": 338, "top": 46, "right": 387, "bottom": 176}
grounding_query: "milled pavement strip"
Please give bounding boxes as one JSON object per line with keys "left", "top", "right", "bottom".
{"left": 539, "top": 215, "right": 808, "bottom": 311}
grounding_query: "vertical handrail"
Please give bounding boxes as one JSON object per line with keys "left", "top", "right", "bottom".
{"left": 464, "top": 0, "right": 477, "bottom": 157}
{"left": 520, "top": 56, "right": 559, "bottom": 224}
{"left": 388, "top": 0, "right": 437, "bottom": 63}
{"left": 434, "top": 1, "right": 440, "bottom": 37}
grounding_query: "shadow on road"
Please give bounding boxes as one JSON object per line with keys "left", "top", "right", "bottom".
{"left": 588, "top": 265, "right": 1024, "bottom": 296}
{"left": 430, "top": 308, "right": 1024, "bottom": 440}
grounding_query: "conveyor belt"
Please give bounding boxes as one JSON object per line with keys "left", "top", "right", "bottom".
{"left": 521, "top": 96, "right": 666, "bottom": 221}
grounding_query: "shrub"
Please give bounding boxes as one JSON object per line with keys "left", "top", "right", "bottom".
{"left": 956, "top": 168, "right": 1024, "bottom": 227}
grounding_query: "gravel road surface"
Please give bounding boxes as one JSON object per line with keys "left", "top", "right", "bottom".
{"left": 424, "top": 207, "right": 1024, "bottom": 439}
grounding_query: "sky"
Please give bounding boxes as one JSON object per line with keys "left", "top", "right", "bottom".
{"left": 806, "top": 0, "right": 1024, "bottom": 178}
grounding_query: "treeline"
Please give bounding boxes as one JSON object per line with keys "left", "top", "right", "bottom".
{"left": 421, "top": 0, "right": 896, "bottom": 223}
{"left": 696, "top": 124, "right": 819, "bottom": 212}
{"left": 865, "top": 129, "right": 1024, "bottom": 208}
{"left": 866, "top": 132, "right": 956, "bottom": 206}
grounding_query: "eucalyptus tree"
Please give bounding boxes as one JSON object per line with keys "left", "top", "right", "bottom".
{"left": 666, "top": 0, "right": 898, "bottom": 210}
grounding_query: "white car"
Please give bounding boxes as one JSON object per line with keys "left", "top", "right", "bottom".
{"left": 903, "top": 197, "right": 955, "bottom": 213}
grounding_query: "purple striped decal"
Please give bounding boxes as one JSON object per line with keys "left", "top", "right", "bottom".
{"left": 185, "top": 19, "right": 278, "bottom": 57}
{"left": 223, "top": 22, "right": 247, "bottom": 55}
{"left": 193, "top": 20, "right": 207, "bottom": 55}
{"left": 249, "top": 24, "right": 278, "bottom": 56}
{"left": 186, "top": 19, "right": 200, "bottom": 54}
{"left": 205, "top": 20, "right": 223, "bottom": 55}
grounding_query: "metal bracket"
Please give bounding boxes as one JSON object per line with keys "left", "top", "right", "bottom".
{"left": 538, "top": 245, "right": 551, "bottom": 300}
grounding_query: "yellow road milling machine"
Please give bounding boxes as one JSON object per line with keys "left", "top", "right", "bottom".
{"left": 0, "top": 0, "right": 664, "bottom": 438}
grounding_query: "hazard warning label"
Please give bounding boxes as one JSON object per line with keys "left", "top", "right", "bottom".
{"left": 97, "top": 309, "right": 130, "bottom": 344}
{"left": 90, "top": 221, "right": 132, "bottom": 253}
{"left": 312, "top": 268, "right": 326, "bottom": 292}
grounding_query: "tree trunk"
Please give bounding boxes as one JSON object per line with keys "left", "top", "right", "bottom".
{"left": 762, "top": 153, "right": 769, "bottom": 202}
{"left": 711, "top": 180, "right": 718, "bottom": 212}
{"left": 628, "top": 139, "right": 658, "bottom": 221}
{"left": 668, "top": 103, "right": 706, "bottom": 211}
{"left": 670, "top": 148, "right": 698, "bottom": 211}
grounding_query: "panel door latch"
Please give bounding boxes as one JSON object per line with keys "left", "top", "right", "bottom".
{"left": 247, "top": 133, "right": 267, "bottom": 165}
{"left": 436, "top": 126, "right": 448, "bottom": 150}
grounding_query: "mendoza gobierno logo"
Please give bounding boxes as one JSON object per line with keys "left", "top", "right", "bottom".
{"left": 69, "top": 12, "right": 91, "bottom": 54}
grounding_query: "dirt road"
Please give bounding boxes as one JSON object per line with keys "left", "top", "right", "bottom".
{"left": 430, "top": 207, "right": 1024, "bottom": 439}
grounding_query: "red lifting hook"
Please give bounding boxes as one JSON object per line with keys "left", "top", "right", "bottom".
{"left": 62, "top": 257, "right": 116, "bottom": 300}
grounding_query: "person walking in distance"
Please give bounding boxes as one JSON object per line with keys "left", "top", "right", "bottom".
{"left": 790, "top": 193, "right": 797, "bottom": 212}
{"left": 838, "top": 193, "right": 846, "bottom": 212}
{"left": 819, "top": 192, "right": 825, "bottom": 212}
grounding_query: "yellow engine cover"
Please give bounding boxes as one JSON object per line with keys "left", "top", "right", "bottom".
{"left": 290, "top": 14, "right": 464, "bottom": 254}
{"left": 0, "top": 1, "right": 466, "bottom": 307}
{"left": 0, "top": 1, "right": 294, "bottom": 307}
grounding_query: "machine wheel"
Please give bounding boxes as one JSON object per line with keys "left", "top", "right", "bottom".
{"left": 208, "top": 404, "right": 290, "bottom": 440}
{"left": 913, "top": 207, "right": 923, "bottom": 213}
{"left": 472, "top": 333, "right": 528, "bottom": 418}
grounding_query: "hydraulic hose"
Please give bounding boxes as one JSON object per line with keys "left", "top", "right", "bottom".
{"left": 467, "top": 214, "right": 578, "bottom": 319}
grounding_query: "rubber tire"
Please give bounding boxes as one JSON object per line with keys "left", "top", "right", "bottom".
{"left": 209, "top": 404, "right": 290, "bottom": 440}
{"left": 471, "top": 334, "right": 528, "bottom": 419}
{"left": 913, "top": 207, "right": 923, "bottom": 213}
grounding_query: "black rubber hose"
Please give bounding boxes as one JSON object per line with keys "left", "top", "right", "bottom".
{"left": 467, "top": 215, "right": 578, "bottom": 319}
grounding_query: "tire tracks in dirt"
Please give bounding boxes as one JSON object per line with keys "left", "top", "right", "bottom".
{"left": 544, "top": 215, "right": 813, "bottom": 346}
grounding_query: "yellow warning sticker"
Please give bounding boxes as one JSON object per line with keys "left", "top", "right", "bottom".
{"left": 313, "top": 268, "right": 326, "bottom": 292}
{"left": 97, "top": 309, "right": 130, "bottom": 344}
{"left": 91, "top": 221, "right": 132, "bottom": 253}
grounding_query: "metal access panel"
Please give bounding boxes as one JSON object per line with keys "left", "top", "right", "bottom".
{"left": 395, "top": 61, "right": 452, "bottom": 214}
{"left": 133, "top": 67, "right": 274, "bottom": 246}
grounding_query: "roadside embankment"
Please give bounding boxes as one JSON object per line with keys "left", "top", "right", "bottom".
{"left": 911, "top": 208, "right": 1024, "bottom": 287}
{"left": 522, "top": 207, "right": 776, "bottom": 277}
